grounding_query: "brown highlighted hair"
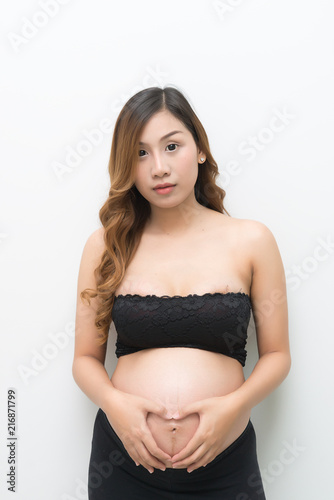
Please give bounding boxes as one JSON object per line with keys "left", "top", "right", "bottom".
{"left": 81, "top": 85, "right": 229, "bottom": 344}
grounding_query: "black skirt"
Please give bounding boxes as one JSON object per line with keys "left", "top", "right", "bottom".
{"left": 88, "top": 408, "right": 266, "bottom": 499}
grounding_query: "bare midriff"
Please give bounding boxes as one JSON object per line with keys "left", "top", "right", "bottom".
{"left": 110, "top": 346, "right": 251, "bottom": 468}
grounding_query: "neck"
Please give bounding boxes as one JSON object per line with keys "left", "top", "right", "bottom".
{"left": 146, "top": 199, "right": 207, "bottom": 236}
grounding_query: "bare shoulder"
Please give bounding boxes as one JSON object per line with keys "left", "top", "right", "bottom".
{"left": 238, "top": 218, "right": 279, "bottom": 254}
{"left": 222, "top": 215, "right": 277, "bottom": 246}
{"left": 77, "top": 227, "right": 107, "bottom": 285}
{"left": 227, "top": 217, "right": 285, "bottom": 289}
{"left": 215, "top": 215, "right": 281, "bottom": 272}
{"left": 86, "top": 226, "right": 105, "bottom": 248}
{"left": 82, "top": 227, "right": 106, "bottom": 262}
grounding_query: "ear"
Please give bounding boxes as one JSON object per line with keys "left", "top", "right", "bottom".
{"left": 197, "top": 146, "right": 206, "bottom": 159}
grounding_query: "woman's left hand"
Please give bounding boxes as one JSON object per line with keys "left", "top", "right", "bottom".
{"left": 170, "top": 394, "right": 244, "bottom": 473}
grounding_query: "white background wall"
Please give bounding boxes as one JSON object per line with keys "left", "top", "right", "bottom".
{"left": 1, "top": 1, "right": 333, "bottom": 498}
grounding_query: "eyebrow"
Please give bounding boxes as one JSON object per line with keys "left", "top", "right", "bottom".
{"left": 139, "top": 130, "right": 183, "bottom": 146}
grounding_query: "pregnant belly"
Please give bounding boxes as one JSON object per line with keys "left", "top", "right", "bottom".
{"left": 110, "top": 347, "right": 251, "bottom": 467}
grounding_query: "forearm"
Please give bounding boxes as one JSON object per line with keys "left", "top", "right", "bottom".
{"left": 72, "top": 355, "right": 120, "bottom": 412}
{"left": 229, "top": 351, "right": 291, "bottom": 413}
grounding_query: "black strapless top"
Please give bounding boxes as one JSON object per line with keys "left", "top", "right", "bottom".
{"left": 112, "top": 292, "right": 252, "bottom": 366}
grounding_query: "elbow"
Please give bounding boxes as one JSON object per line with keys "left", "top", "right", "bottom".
{"left": 261, "top": 349, "right": 292, "bottom": 381}
{"left": 278, "top": 350, "right": 291, "bottom": 381}
{"left": 72, "top": 356, "right": 80, "bottom": 384}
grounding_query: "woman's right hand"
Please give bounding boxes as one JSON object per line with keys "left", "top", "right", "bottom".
{"left": 103, "top": 388, "right": 173, "bottom": 473}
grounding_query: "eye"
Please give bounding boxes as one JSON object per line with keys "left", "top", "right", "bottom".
{"left": 138, "top": 149, "right": 147, "bottom": 157}
{"left": 166, "top": 143, "right": 178, "bottom": 152}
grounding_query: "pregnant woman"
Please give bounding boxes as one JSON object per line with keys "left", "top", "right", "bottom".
{"left": 72, "top": 86, "right": 291, "bottom": 499}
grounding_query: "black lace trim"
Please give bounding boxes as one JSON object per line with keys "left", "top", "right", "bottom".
{"left": 114, "top": 291, "right": 251, "bottom": 301}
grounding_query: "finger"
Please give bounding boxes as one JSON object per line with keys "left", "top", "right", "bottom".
{"left": 142, "top": 427, "right": 172, "bottom": 462}
{"left": 140, "top": 460, "right": 155, "bottom": 474}
{"left": 148, "top": 445, "right": 171, "bottom": 462}
{"left": 172, "top": 441, "right": 205, "bottom": 467}
{"left": 127, "top": 427, "right": 170, "bottom": 471}
{"left": 172, "top": 445, "right": 207, "bottom": 469}
{"left": 136, "top": 459, "right": 155, "bottom": 474}
{"left": 186, "top": 449, "right": 215, "bottom": 473}
{"left": 124, "top": 448, "right": 154, "bottom": 473}
{"left": 122, "top": 439, "right": 160, "bottom": 474}
{"left": 137, "top": 442, "right": 167, "bottom": 472}
{"left": 127, "top": 443, "right": 156, "bottom": 474}
{"left": 174, "top": 401, "right": 200, "bottom": 420}
{"left": 147, "top": 400, "right": 172, "bottom": 420}
{"left": 171, "top": 433, "right": 203, "bottom": 463}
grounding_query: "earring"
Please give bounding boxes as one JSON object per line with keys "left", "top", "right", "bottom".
{"left": 200, "top": 157, "right": 205, "bottom": 163}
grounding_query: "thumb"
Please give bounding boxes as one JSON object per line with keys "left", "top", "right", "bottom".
{"left": 146, "top": 399, "right": 172, "bottom": 419}
{"left": 173, "top": 400, "right": 201, "bottom": 420}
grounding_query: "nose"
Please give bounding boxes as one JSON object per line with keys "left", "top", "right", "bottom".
{"left": 151, "top": 152, "right": 170, "bottom": 177}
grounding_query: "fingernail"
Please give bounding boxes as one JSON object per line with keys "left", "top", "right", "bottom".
{"left": 149, "top": 469, "right": 154, "bottom": 474}
{"left": 188, "top": 469, "right": 193, "bottom": 473}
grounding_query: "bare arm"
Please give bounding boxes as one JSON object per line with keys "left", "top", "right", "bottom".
{"left": 229, "top": 220, "right": 291, "bottom": 411}
{"left": 72, "top": 228, "right": 117, "bottom": 410}
{"left": 72, "top": 228, "right": 172, "bottom": 473}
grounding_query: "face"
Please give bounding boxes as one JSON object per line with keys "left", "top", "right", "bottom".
{"left": 133, "top": 110, "right": 206, "bottom": 209}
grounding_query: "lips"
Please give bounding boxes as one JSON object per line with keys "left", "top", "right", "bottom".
{"left": 153, "top": 183, "right": 175, "bottom": 189}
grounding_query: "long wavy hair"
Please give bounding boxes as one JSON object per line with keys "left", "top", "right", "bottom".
{"left": 81, "top": 85, "right": 230, "bottom": 345}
